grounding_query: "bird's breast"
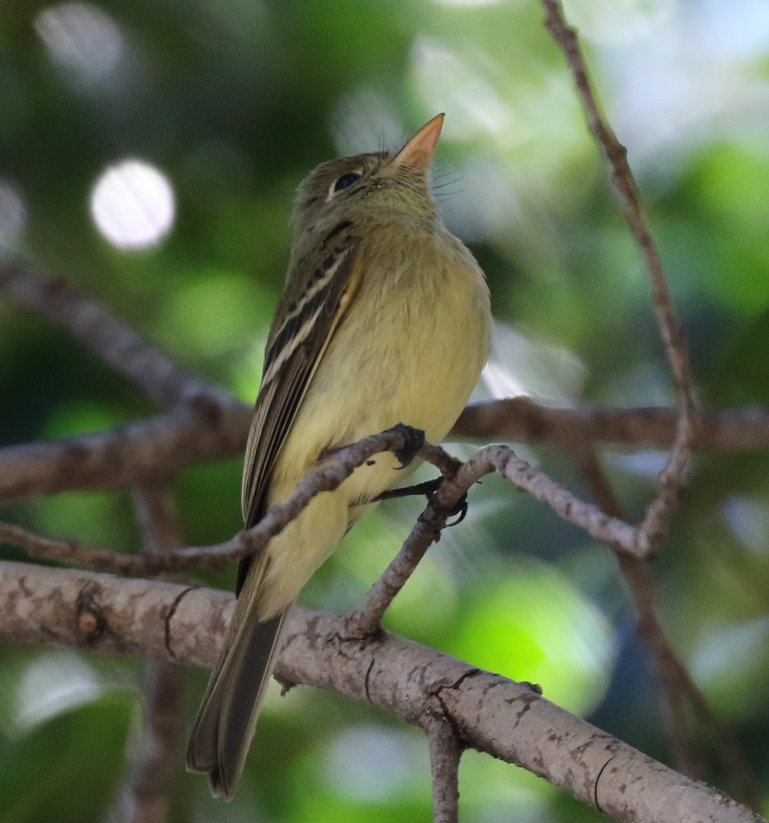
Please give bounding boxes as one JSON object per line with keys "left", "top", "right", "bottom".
{"left": 272, "top": 227, "right": 491, "bottom": 505}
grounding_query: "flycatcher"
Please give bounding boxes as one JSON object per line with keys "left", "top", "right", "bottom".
{"left": 187, "top": 114, "right": 492, "bottom": 796}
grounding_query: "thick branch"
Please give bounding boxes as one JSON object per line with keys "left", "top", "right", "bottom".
{"left": 0, "top": 400, "right": 252, "bottom": 503}
{"left": 5, "top": 400, "right": 769, "bottom": 506}
{"left": 452, "top": 400, "right": 769, "bottom": 450}
{"left": 0, "top": 560, "right": 762, "bottom": 823}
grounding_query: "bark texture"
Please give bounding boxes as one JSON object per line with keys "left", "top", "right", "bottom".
{"left": 0, "top": 560, "right": 762, "bottom": 823}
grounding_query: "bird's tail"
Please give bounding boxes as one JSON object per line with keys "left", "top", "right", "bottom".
{"left": 186, "top": 554, "right": 291, "bottom": 798}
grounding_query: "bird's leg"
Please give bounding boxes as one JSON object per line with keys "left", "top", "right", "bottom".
{"left": 373, "top": 475, "right": 468, "bottom": 528}
{"left": 373, "top": 478, "right": 440, "bottom": 503}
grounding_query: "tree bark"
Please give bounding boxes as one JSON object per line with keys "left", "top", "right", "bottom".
{"left": 0, "top": 559, "right": 762, "bottom": 823}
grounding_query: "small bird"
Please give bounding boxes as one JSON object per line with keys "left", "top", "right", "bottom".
{"left": 186, "top": 114, "right": 492, "bottom": 796}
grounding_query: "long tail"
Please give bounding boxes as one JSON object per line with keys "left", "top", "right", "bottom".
{"left": 186, "top": 555, "right": 291, "bottom": 797}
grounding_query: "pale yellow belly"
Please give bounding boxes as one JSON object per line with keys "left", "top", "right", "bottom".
{"left": 256, "top": 237, "right": 491, "bottom": 619}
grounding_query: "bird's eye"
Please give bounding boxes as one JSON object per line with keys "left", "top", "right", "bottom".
{"left": 333, "top": 172, "right": 361, "bottom": 192}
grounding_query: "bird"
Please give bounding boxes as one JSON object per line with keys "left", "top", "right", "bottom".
{"left": 186, "top": 113, "right": 492, "bottom": 797}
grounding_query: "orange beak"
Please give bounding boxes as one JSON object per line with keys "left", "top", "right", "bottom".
{"left": 391, "top": 113, "right": 445, "bottom": 174}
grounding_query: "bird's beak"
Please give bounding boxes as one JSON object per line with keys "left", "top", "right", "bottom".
{"left": 391, "top": 113, "right": 445, "bottom": 175}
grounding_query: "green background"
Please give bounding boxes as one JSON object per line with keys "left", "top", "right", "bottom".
{"left": 2, "top": 0, "right": 769, "bottom": 819}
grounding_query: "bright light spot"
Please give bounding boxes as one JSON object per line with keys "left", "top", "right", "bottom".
{"left": 15, "top": 652, "right": 103, "bottom": 729}
{"left": 482, "top": 360, "right": 528, "bottom": 399}
{"left": 90, "top": 159, "right": 175, "bottom": 250}
{"left": 697, "top": 0, "right": 769, "bottom": 61}
{"left": 34, "top": 2, "right": 125, "bottom": 87}
{"left": 0, "top": 181, "right": 27, "bottom": 248}
{"left": 593, "top": 0, "right": 769, "bottom": 167}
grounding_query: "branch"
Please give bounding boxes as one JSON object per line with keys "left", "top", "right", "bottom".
{"left": 0, "top": 401, "right": 252, "bottom": 503}
{"left": 348, "top": 498, "right": 451, "bottom": 636}
{"left": 6, "top": 400, "right": 769, "bottom": 506}
{"left": 0, "top": 429, "right": 439, "bottom": 575}
{"left": 461, "top": 444, "right": 649, "bottom": 555}
{"left": 0, "top": 255, "right": 229, "bottom": 409}
{"left": 1, "top": 437, "right": 654, "bottom": 587}
{"left": 0, "top": 560, "right": 762, "bottom": 823}
{"left": 425, "top": 717, "right": 461, "bottom": 823}
{"left": 452, "top": 400, "right": 769, "bottom": 451}
{"left": 540, "top": 0, "right": 698, "bottom": 548}
{"left": 349, "top": 444, "right": 464, "bottom": 634}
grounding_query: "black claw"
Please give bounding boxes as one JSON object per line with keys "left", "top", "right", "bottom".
{"left": 446, "top": 494, "right": 468, "bottom": 527}
{"left": 386, "top": 423, "right": 426, "bottom": 469}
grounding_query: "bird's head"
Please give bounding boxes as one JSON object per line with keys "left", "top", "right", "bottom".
{"left": 294, "top": 113, "right": 445, "bottom": 231}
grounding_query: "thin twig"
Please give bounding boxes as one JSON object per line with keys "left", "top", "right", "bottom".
{"left": 540, "top": 0, "right": 698, "bottom": 549}
{"left": 0, "top": 256, "right": 229, "bottom": 409}
{"left": 1, "top": 430, "right": 440, "bottom": 575}
{"left": 425, "top": 717, "right": 462, "bottom": 823}
{"left": 0, "top": 521, "right": 161, "bottom": 575}
{"left": 350, "top": 444, "right": 467, "bottom": 634}
{"left": 348, "top": 501, "right": 450, "bottom": 635}
{"left": 469, "top": 444, "right": 649, "bottom": 555}
{"left": 1, "top": 439, "right": 654, "bottom": 583}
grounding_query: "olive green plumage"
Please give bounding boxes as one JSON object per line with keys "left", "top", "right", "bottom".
{"left": 187, "top": 115, "right": 492, "bottom": 797}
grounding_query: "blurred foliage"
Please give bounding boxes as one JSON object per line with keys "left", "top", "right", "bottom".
{"left": 2, "top": 0, "right": 769, "bottom": 820}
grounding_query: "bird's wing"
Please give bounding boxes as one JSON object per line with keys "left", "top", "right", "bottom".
{"left": 240, "top": 234, "right": 363, "bottom": 540}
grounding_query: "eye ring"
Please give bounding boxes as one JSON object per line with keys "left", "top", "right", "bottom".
{"left": 332, "top": 171, "right": 361, "bottom": 193}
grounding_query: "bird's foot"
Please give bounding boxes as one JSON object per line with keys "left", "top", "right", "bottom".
{"left": 386, "top": 423, "right": 426, "bottom": 468}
